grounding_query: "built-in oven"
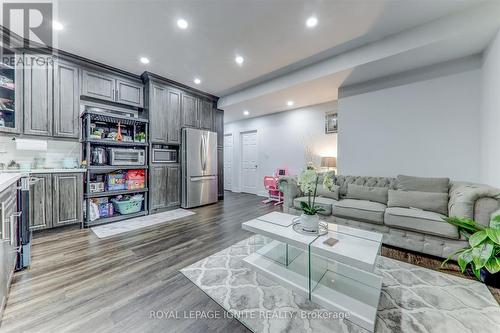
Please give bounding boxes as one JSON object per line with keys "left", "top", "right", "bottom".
{"left": 152, "top": 147, "right": 178, "bottom": 163}
{"left": 109, "top": 148, "right": 145, "bottom": 165}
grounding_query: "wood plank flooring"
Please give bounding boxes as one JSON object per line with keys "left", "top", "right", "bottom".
{"left": 1, "top": 192, "right": 498, "bottom": 332}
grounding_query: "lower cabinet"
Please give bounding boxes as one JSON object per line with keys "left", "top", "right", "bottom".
{"left": 150, "top": 164, "right": 180, "bottom": 212}
{"left": 29, "top": 173, "right": 83, "bottom": 231}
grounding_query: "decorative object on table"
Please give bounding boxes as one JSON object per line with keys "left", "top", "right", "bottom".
{"left": 292, "top": 219, "right": 328, "bottom": 235}
{"left": 325, "top": 112, "right": 338, "bottom": 134}
{"left": 296, "top": 169, "right": 333, "bottom": 232}
{"left": 320, "top": 156, "right": 336, "bottom": 172}
{"left": 442, "top": 215, "right": 500, "bottom": 287}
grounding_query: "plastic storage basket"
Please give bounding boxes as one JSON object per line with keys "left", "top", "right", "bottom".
{"left": 111, "top": 196, "right": 143, "bottom": 215}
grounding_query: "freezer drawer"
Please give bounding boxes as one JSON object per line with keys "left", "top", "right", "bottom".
{"left": 182, "top": 176, "right": 218, "bottom": 208}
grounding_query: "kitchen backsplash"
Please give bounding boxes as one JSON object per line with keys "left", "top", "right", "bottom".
{"left": 0, "top": 136, "right": 80, "bottom": 169}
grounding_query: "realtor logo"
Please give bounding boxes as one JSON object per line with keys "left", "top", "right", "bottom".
{"left": 2, "top": 2, "right": 53, "bottom": 49}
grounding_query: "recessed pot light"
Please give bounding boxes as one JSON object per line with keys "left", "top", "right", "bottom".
{"left": 140, "top": 57, "right": 150, "bottom": 64}
{"left": 235, "top": 55, "right": 244, "bottom": 66}
{"left": 53, "top": 20, "right": 64, "bottom": 31}
{"left": 194, "top": 78, "right": 201, "bottom": 85}
{"left": 177, "top": 18, "right": 188, "bottom": 29}
{"left": 243, "top": 110, "right": 249, "bottom": 116}
{"left": 306, "top": 16, "right": 318, "bottom": 28}
{"left": 287, "top": 100, "right": 294, "bottom": 106}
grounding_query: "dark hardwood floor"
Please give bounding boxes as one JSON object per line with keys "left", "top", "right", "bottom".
{"left": 2, "top": 192, "right": 498, "bottom": 332}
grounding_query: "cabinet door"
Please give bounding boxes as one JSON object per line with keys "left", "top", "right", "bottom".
{"left": 150, "top": 84, "right": 168, "bottom": 144}
{"left": 167, "top": 88, "right": 181, "bottom": 144}
{"left": 217, "top": 148, "right": 224, "bottom": 198}
{"left": 23, "top": 54, "right": 53, "bottom": 136}
{"left": 214, "top": 109, "right": 224, "bottom": 148}
{"left": 199, "top": 99, "right": 213, "bottom": 130}
{"left": 167, "top": 165, "right": 180, "bottom": 207}
{"left": 0, "top": 53, "right": 23, "bottom": 134}
{"left": 150, "top": 165, "right": 168, "bottom": 211}
{"left": 116, "top": 78, "right": 144, "bottom": 107}
{"left": 52, "top": 173, "right": 83, "bottom": 227}
{"left": 29, "top": 174, "right": 52, "bottom": 230}
{"left": 53, "top": 61, "right": 80, "bottom": 139}
{"left": 81, "top": 69, "right": 115, "bottom": 102}
{"left": 181, "top": 93, "right": 198, "bottom": 128}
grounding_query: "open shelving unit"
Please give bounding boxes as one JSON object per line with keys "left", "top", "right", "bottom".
{"left": 81, "top": 109, "right": 149, "bottom": 227}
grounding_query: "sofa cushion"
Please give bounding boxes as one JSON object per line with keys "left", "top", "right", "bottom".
{"left": 316, "top": 184, "right": 340, "bottom": 200}
{"left": 385, "top": 207, "right": 458, "bottom": 239}
{"left": 333, "top": 199, "right": 386, "bottom": 225}
{"left": 397, "top": 175, "right": 449, "bottom": 193}
{"left": 293, "top": 196, "right": 336, "bottom": 215}
{"left": 388, "top": 189, "right": 448, "bottom": 215}
{"left": 345, "top": 184, "right": 388, "bottom": 204}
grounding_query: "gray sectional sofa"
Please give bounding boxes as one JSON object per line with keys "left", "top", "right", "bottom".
{"left": 279, "top": 174, "right": 500, "bottom": 258}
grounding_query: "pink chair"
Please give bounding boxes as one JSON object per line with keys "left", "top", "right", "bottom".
{"left": 262, "top": 175, "right": 284, "bottom": 206}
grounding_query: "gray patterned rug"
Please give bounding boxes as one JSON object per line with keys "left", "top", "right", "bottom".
{"left": 180, "top": 238, "right": 500, "bottom": 333}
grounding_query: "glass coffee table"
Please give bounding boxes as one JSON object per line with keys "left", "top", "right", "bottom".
{"left": 242, "top": 212, "right": 383, "bottom": 332}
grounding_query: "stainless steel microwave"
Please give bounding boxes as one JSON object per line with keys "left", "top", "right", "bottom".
{"left": 109, "top": 148, "right": 145, "bottom": 165}
{"left": 152, "top": 148, "right": 177, "bottom": 163}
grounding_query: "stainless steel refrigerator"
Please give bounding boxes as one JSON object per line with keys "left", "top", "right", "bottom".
{"left": 181, "top": 128, "right": 218, "bottom": 208}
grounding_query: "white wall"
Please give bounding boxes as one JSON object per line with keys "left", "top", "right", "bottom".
{"left": 480, "top": 29, "right": 500, "bottom": 187}
{"left": 224, "top": 101, "right": 337, "bottom": 196}
{"left": 338, "top": 64, "right": 481, "bottom": 182}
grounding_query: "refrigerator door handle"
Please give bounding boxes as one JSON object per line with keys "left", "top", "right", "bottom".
{"left": 199, "top": 135, "right": 205, "bottom": 171}
{"left": 190, "top": 176, "right": 217, "bottom": 181}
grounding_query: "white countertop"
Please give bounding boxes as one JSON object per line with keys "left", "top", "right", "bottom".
{"left": 0, "top": 168, "right": 87, "bottom": 174}
{"left": 0, "top": 173, "right": 22, "bottom": 192}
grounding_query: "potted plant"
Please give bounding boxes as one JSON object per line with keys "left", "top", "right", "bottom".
{"left": 442, "top": 215, "right": 500, "bottom": 286}
{"left": 296, "top": 169, "right": 333, "bottom": 232}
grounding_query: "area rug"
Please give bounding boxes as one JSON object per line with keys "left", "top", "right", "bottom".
{"left": 91, "top": 209, "right": 195, "bottom": 238}
{"left": 180, "top": 237, "right": 500, "bottom": 333}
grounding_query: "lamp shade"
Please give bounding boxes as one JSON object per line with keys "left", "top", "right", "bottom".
{"left": 320, "top": 156, "right": 336, "bottom": 168}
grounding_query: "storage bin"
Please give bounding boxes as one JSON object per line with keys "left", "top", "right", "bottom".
{"left": 111, "top": 195, "right": 144, "bottom": 215}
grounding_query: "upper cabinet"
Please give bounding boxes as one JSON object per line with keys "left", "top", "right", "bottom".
{"left": 199, "top": 99, "right": 213, "bottom": 130}
{"left": 181, "top": 93, "right": 198, "bottom": 128}
{"left": 0, "top": 52, "right": 22, "bottom": 134}
{"left": 149, "top": 83, "right": 168, "bottom": 144}
{"left": 167, "top": 88, "right": 181, "bottom": 144}
{"left": 81, "top": 68, "right": 144, "bottom": 108}
{"left": 23, "top": 54, "right": 54, "bottom": 136}
{"left": 214, "top": 109, "right": 224, "bottom": 148}
{"left": 53, "top": 60, "right": 80, "bottom": 138}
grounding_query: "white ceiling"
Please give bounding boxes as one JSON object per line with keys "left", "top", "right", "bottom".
{"left": 54, "top": 0, "right": 480, "bottom": 95}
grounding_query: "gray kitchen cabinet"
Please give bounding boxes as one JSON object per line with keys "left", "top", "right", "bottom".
{"left": 23, "top": 54, "right": 53, "bottom": 136}
{"left": 199, "top": 99, "right": 213, "bottom": 130}
{"left": 166, "top": 165, "right": 180, "bottom": 207}
{"left": 81, "top": 69, "right": 116, "bottom": 102}
{"left": 167, "top": 88, "right": 181, "bottom": 144}
{"left": 53, "top": 60, "right": 80, "bottom": 138}
{"left": 0, "top": 53, "right": 23, "bottom": 134}
{"left": 82, "top": 68, "right": 144, "bottom": 108}
{"left": 181, "top": 93, "right": 198, "bottom": 128}
{"left": 150, "top": 165, "right": 169, "bottom": 212}
{"left": 29, "top": 174, "right": 52, "bottom": 231}
{"left": 149, "top": 83, "right": 168, "bottom": 144}
{"left": 116, "top": 78, "right": 144, "bottom": 108}
{"left": 214, "top": 109, "right": 224, "bottom": 148}
{"left": 52, "top": 173, "right": 83, "bottom": 227}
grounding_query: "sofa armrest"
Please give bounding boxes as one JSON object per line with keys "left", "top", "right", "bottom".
{"left": 278, "top": 176, "right": 301, "bottom": 208}
{"left": 449, "top": 182, "right": 500, "bottom": 227}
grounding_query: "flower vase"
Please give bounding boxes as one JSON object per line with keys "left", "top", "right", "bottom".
{"left": 300, "top": 213, "right": 319, "bottom": 232}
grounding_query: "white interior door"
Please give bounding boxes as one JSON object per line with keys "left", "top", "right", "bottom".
{"left": 241, "top": 131, "right": 258, "bottom": 194}
{"left": 224, "top": 134, "right": 233, "bottom": 190}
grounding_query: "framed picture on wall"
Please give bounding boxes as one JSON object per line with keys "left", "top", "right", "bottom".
{"left": 325, "top": 112, "right": 338, "bottom": 134}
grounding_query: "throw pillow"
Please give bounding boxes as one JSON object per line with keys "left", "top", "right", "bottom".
{"left": 346, "top": 184, "right": 388, "bottom": 204}
{"left": 316, "top": 184, "right": 340, "bottom": 200}
{"left": 397, "top": 175, "right": 449, "bottom": 193}
{"left": 388, "top": 189, "right": 448, "bottom": 215}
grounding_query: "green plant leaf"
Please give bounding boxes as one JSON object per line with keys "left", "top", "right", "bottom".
{"left": 441, "top": 248, "right": 467, "bottom": 268}
{"left": 469, "top": 230, "right": 488, "bottom": 247}
{"left": 457, "top": 249, "right": 473, "bottom": 273}
{"left": 485, "top": 257, "right": 500, "bottom": 274}
{"left": 486, "top": 228, "right": 500, "bottom": 245}
{"left": 491, "top": 215, "right": 500, "bottom": 230}
{"left": 300, "top": 201, "right": 310, "bottom": 211}
{"left": 471, "top": 241, "right": 494, "bottom": 269}
{"left": 471, "top": 265, "right": 482, "bottom": 281}
{"left": 445, "top": 216, "right": 483, "bottom": 234}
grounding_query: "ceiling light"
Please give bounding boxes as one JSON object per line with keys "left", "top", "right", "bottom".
{"left": 177, "top": 18, "right": 188, "bottom": 29}
{"left": 287, "top": 101, "right": 294, "bottom": 106}
{"left": 53, "top": 20, "right": 64, "bottom": 31}
{"left": 235, "top": 55, "right": 244, "bottom": 66}
{"left": 243, "top": 110, "right": 249, "bottom": 116}
{"left": 194, "top": 78, "right": 201, "bottom": 85}
{"left": 306, "top": 16, "right": 318, "bottom": 28}
{"left": 140, "top": 57, "right": 150, "bottom": 64}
